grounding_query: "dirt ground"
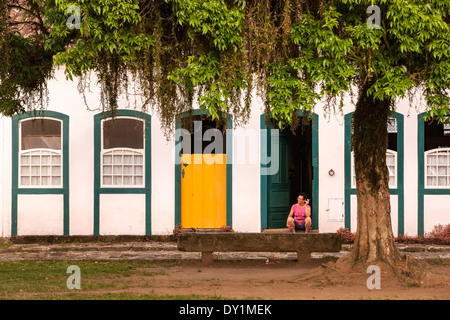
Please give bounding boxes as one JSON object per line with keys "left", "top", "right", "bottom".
{"left": 2, "top": 237, "right": 448, "bottom": 300}
{"left": 95, "top": 258, "right": 450, "bottom": 300}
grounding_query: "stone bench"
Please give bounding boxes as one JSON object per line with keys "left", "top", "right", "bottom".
{"left": 177, "top": 232, "right": 342, "bottom": 265}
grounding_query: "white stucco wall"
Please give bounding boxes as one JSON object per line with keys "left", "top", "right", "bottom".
{"left": 17, "top": 194, "right": 64, "bottom": 235}
{"left": 1, "top": 116, "right": 12, "bottom": 237}
{"left": 316, "top": 103, "right": 347, "bottom": 233}
{"left": 401, "top": 101, "right": 420, "bottom": 236}
{"left": 47, "top": 72, "right": 96, "bottom": 235}
{"left": 231, "top": 97, "right": 264, "bottom": 233}
{"left": 150, "top": 115, "right": 176, "bottom": 235}
{"left": 1, "top": 70, "right": 448, "bottom": 237}
{"left": 0, "top": 116, "right": 3, "bottom": 237}
{"left": 99, "top": 194, "right": 146, "bottom": 235}
{"left": 424, "top": 195, "right": 450, "bottom": 234}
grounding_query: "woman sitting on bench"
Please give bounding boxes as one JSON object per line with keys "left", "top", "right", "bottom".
{"left": 286, "top": 193, "right": 312, "bottom": 233}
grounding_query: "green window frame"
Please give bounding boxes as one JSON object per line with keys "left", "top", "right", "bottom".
{"left": 11, "top": 111, "right": 70, "bottom": 236}
{"left": 417, "top": 112, "right": 450, "bottom": 236}
{"left": 94, "top": 110, "right": 151, "bottom": 235}
{"left": 344, "top": 112, "right": 404, "bottom": 235}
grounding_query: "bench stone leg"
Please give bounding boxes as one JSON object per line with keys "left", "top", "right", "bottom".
{"left": 297, "top": 251, "right": 311, "bottom": 263}
{"left": 201, "top": 252, "right": 214, "bottom": 266}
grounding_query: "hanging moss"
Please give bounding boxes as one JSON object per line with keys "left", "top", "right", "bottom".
{"left": 2, "top": 0, "right": 449, "bottom": 141}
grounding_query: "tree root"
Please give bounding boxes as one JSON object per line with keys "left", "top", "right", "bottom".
{"left": 296, "top": 252, "right": 449, "bottom": 288}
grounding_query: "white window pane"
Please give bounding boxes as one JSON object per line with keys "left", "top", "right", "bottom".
{"left": 428, "top": 155, "right": 436, "bottom": 165}
{"left": 103, "top": 155, "right": 112, "bottom": 165}
{"left": 19, "top": 150, "right": 62, "bottom": 188}
{"left": 438, "top": 177, "right": 447, "bottom": 186}
{"left": 427, "top": 177, "right": 436, "bottom": 186}
{"left": 31, "top": 166, "right": 40, "bottom": 175}
{"left": 386, "top": 155, "right": 395, "bottom": 165}
{"left": 41, "top": 176, "right": 50, "bottom": 185}
{"left": 134, "top": 176, "right": 143, "bottom": 185}
{"left": 113, "top": 176, "right": 122, "bottom": 185}
{"left": 426, "top": 149, "right": 450, "bottom": 188}
{"left": 41, "top": 156, "right": 50, "bottom": 165}
{"left": 123, "top": 176, "right": 133, "bottom": 185}
{"left": 31, "top": 156, "right": 40, "bottom": 164}
{"left": 103, "top": 165, "right": 112, "bottom": 175}
{"left": 52, "top": 155, "right": 61, "bottom": 165}
{"left": 51, "top": 177, "right": 61, "bottom": 186}
{"left": 102, "top": 149, "right": 144, "bottom": 187}
{"left": 113, "top": 155, "right": 122, "bottom": 165}
{"left": 31, "top": 177, "right": 40, "bottom": 185}
{"left": 387, "top": 165, "right": 395, "bottom": 175}
{"left": 438, "top": 155, "right": 447, "bottom": 165}
{"left": 41, "top": 166, "right": 50, "bottom": 175}
{"left": 103, "top": 176, "right": 112, "bottom": 185}
{"left": 134, "top": 155, "right": 143, "bottom": 165}
{"left": 438, "top": 166, "right": 447, "bottom": 175}
{"left": 124, "top": 166, "right": 133, "bottom": 175}
{"left": 427, "top": 166, "right": 436, "bottom": 175}
{"left": 387, "top": 118, "right": 397, "bottom": 133}
{"left": 21, "top": 155, "right": 30, "bottom": 165}
{"left": 52, "top": 166, "right": 61, "bottom": 175}
{"left": 389, "top": 178, "right": 395, "bottom": 188}
{"left": 21, "top": 177, "right": 30, "bottom": 185}
{"left": 21, "top": 166, "right": 30, "bottom": 175}
{"left": 134, "top": 166, "right": 143, "bottom": 175}
{"left": 124, "top": 155, "right": 133, "bottom": 164}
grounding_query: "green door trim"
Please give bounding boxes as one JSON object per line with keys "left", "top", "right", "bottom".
{"left": 93, "top": 110, "right": 152, "bottom": 235}
{"left": 344, "top": 112, "right": 404, "bottom": 235}
{"left": 260, "top": 111, "right": 319, "bottom": 230}
{"left": 11, "top": 111, "right": 70, "bottom": 236}
{"left": 417, "top": 112, "right": 450, "bottom": 236}
{"left": 174, "top": 109, "right": 233, "bottom": 229}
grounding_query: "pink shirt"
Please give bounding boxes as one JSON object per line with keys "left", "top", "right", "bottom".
{"left": 291, "top": 204, "right": 310, "bottom": 225}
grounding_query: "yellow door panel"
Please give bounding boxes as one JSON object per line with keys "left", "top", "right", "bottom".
{"left": 213, "top": 155, "right": 227, "bottom": 227}
{"left": 181, "top": 154, "right": 226, "bottom": 228}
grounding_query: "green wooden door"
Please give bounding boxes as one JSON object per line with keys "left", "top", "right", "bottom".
{"left": 267, "top": 128, "right": 291, "bottom": 228}
{"left": 261, "top": 113, "right": 319, "bottom": 230}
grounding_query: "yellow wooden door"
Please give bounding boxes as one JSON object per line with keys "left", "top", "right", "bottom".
{"left": 181, "top": 154, "right": 227, "bottom": 228}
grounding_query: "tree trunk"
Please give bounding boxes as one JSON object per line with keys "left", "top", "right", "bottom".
{"left": 339, "top": 83, "right": 403, "bottom": 269}
{"left": 321, "top": 84, "right": 433, "bottom": 284}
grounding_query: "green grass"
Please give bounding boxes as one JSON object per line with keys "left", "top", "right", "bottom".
{"left": 0, "top": 260, "right": 221, "bottom": 300}
{"left": 0, "top": 243, "right": 13, "bottom": 249}
{"left": 426, "top": 259, "right": 450, "bottom": 266}
{"left": 406, "top": 282, "right": 421, "bottom": 288}
{"left": 8, "top": 292, "right": 225, "bottom": 300}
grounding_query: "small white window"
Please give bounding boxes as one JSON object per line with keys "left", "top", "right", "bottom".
{"left": 386, "top": 150, "right": 397, "bottom": 188}
{"left": 351, "top": 150, "right": 397, "bottom": 189}
{"left": 101, "top": 117, "right": 145, "bottom": 187}
{"left": 19, "top": 118, "right": 63, "bottom": 188}
{"left": 425, "top": 148, "right": 450, "bottom": 188}
{"left": 444, "top": 123, "right": 450, "bottom": 137}
{"left": 387, "top": 117, "right": 397, "bottom": 133}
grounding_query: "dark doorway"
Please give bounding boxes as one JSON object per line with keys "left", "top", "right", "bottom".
{"left": 266, "top": 116, "right": 314, "bottom": 229}
{"left": 288, "top": 120, "right": 313, "bottom": 206}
